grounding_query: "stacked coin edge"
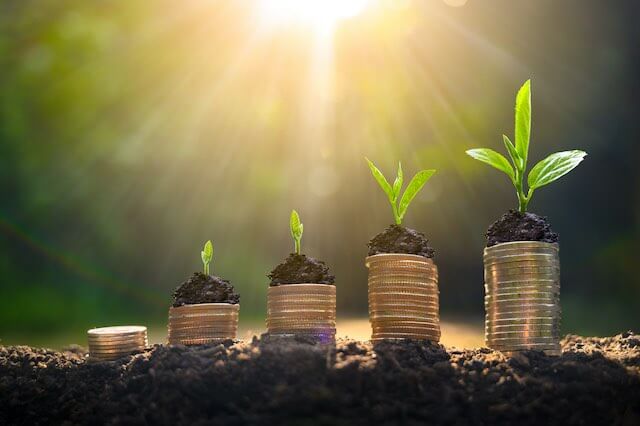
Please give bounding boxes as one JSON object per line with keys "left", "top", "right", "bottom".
{"left": 266, "top": 284, "right": 337, "bottom": 342}
{"left": 484, "top": 241, "right": 561, "bottom": 356}
{"left": 87, "top": 326, "right": 148, "bottom": 361}
{"left": 367, "top": 253, "right": 441, "bottom": 343}
{"left": 168, "top": 303, "right": 239, "bottom": 345}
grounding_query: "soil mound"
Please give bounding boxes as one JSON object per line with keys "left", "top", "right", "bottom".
{"left": 172, "top": 272, "right": 240, "bottom": 306}
{"left": 368, "top": 224, "right": 435, "bottom": 258}
{"left": 487, "top": 209, "right": 559, "bottom": 247}
{"left": 268, "top": 254, "right": 335, "bottom": 285}
{"left": 1, "top": 332, "right": 639, "bottom": 425}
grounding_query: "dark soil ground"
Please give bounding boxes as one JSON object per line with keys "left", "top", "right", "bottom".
{"left": 487, "top": 210, "right": 559, "bottom": 247}
{"left": 268, "top": 253, "right": 335, "bottom": 285}
{"left": 2, "top": 332, "right": 638, "bottom": 426}
{"left": 172, "top": 272, "right": 240, "bottom": 306}
{"left": 368, "top": 224, "right": 435, "bottom": 258}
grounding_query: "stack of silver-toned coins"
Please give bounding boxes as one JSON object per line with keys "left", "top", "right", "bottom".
{"left": 366, "top": 254, "right": 440, "bottom": 342}
{"left": 87, "top": 326, "right": 148, "bottom": 361}
{"left": 484, "top": 241, "right": 561, "bottom": 356}
{"left": 266, "top": 284, "right": 336, "bottom": 342}
{"left": 168, "top": 303, "right": 239, "bottom": 345}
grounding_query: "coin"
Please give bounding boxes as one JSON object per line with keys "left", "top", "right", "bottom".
{"left": 266, "top": 283, "right": 336, "bottom": 338}
{"left": 167, "top": 303, "right": 239, "bottom": 345}
{"left": 87, "top": 325, "right": 148, "bottom": 361}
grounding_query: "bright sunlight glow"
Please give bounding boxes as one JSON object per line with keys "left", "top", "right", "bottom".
{"left": 259, "top": 0, "right": 369, "bottom": 32}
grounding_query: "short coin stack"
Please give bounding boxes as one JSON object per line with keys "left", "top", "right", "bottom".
{"left": 266, "top": 284, "right": 336, "bottom": 343}
{"left": 87, "top": 326, "right": 148, "bottom": 361}
{"left": 366, "top": 254, "right": 440, "bottom": 342}
{"left": 168, "top": 303, "right": 239, "bottom": 345}
{"left": 484, "top": 241, "right": 561, "bottom": 356}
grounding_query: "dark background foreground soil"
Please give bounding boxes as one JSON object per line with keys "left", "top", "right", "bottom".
{"left": 268, "top": 254, "right": 335, "bottom": 285}
{"left": 1, "top": 332, "right": 639, "bottom": 426}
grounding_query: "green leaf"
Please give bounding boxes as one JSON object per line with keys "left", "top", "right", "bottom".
{"left": 527, "top": 150, "right": 587, "bottom": 190}
{"left": 290, "top": 210, "right": 303, "bottom": 240}
{"left": 398, "top": 169, "right": 436, "bottom": 220}
{"left": 502, "top": 134, "right": 522, "bottom": 171}
{"left": 392, "top": 161, "right": 403, "bottom": 201}
{"left": 201, "top": 240, "right": 213, "bottom": 264}
{"left": 366, "top": 158, "right": 394, "bottom": 202}
{"left": 515, "top": 79, "right": 531, "bottom": 164}
{"left": 465, "top": 148, "right": 515, "bottom": 182}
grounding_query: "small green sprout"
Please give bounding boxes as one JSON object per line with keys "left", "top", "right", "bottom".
{"left": 290, "top": 210, "right": 304, "bottom": 255}
{"left": 366, "top": 158, "right": 436, "bottom": 225}
{"left": 466, "top": 79, "right": 587, "bottom": 212}
{"left": 201, "top": 240, "right": 213, "bottom": 275}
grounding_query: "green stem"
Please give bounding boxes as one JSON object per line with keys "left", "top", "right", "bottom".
{"left": 294, "top": 239, "right": 300, "bottom": 255}
{"left": 392, "top": 202, "right": 401, "bottom": 225}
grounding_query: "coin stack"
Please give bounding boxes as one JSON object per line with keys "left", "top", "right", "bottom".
{"left": 168, "top": 303, "right": 239, "bottom": 345}
{"left": 266, "top": 284, "right": 336, "bottom": 343}
{"left": 366, "top": 254, "right": 440, "bottom": 342}
{"left": 87, "top": 326, "right": 148, "bottom": 361}
{"left": 484, "top": 241, "right": 561, "bottom": 356}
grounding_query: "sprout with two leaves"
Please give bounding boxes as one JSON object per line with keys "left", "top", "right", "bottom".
{"left": 290, "top": 210, "right": 303, "bottom": 255}
{"left": 466, "top": 79, "right": 587, "bottom": 212}
{"left": 365, "top": 158, "right": 436, "bottom": 225}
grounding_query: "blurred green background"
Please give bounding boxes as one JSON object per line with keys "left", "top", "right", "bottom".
{"left": 1, "top": 0, "right": 638, "bottom": 347}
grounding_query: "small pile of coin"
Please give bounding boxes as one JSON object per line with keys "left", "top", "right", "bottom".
{"left": 266, "top": 284, "right": 336, "bottom": 342}
{"left": 168, "top": 303, "right": 239, "bottom": 345}
{"left": 484, "top": 241, "right": 561, "bottom": 356}
{"left": 366, "top": 254, "right": 440, "bottom": 342}
{"left": 87, "top": 326, "right": 148, "bottom": 361}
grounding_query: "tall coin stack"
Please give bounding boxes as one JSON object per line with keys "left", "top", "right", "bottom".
{"left": 87, "top": 326, "right": 148, "bottom": 361}
{"left": 484, "top": 241, "right": 561, "bottom": 356}
{"left": 266, "top": 284, "right": 336, "bottom": 343}
{"left": 168, "top": 303, "right": 239, "bottom": 345}
{"left": 366, "top": 254, "right": 441, "bottom": 342}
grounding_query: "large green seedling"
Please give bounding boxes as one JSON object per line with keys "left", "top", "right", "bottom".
{"left": 201, "top": 240, "right": 213, "bottom": 275}
{"left": 290, "top": 210, "right": 304, "bottom": 255}
{"left": 466, "top": 79, "right": 587, "bottom": 212}
{"left": 366, "top": 158, "right": 436, "bottom": 225}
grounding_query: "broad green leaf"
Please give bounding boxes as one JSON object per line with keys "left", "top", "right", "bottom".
{"left": 528, "top": 150, "right": 587, "bottom": 190}
{"left": 398, "top": 169, "right": 436, "bottom": 219}
{"left": 290, "top": 210, "right": 303, "bottom": 239}
{"left": 392, "top": 161, "right": 403, "bottom": 201}
{"left": 465, "top": 148, "right": 515, "bottom": 182}
{"left": 515, "top": 79, "right": 531, "bottom": 164}
{"left": 366, "top": 158, "right": 394, "bottom": 202}
{"left": 502, "top": 134, "right": 523, "bottom": 171}
{"left": 201, "top": 240, "right": 213, "bottom": 264}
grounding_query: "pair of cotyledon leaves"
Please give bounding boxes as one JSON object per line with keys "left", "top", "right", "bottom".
{"left": 466, "top": 80, "right": 586, "bottom": 194}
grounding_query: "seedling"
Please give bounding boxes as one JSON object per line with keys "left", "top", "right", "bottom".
{"left": 366, "top": 158, "right": 436, "bottom": 225}
{"left": 290, "top": 210, "right": 303, "bottom": 255}
{"left": 201, "top": 240, "right": 213, "bottom": 275}
{"left": 466, "top": 79, "right": 587, "bottom": 212}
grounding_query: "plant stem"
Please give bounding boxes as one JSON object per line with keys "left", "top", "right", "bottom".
{"left": 295, "top": 240, "right": 300, "bottom": 255}
{"left": 392, "top": 203, "right": 401, "bottom": 225}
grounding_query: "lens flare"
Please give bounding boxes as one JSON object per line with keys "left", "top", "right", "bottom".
{"left": 259, "top": 0, "right": 368, "bottom": 32}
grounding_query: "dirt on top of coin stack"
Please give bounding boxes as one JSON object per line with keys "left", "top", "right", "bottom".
{"left": 1, "top": 332, "right": 639, "bottom": 425}
{"left": 368, "top": 224, "right": 435, "bottom": 258}
{"left": 486, "top": 209, "right": 559, "bottom": 247}
{"left": 268, "top": 253, "right": 335, "bottom": 286}
{"left": 172, "top": 272, "right": 240, "bottom": 307}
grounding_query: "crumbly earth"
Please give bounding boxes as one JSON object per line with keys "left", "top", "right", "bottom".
{"left": 368, "top": 224, "right": 435, "bottom": 258}
{"left": 172, "top": 272, "right": 240, "bottom": 306}
{"left": 487, "top": 210, "right": 559, "bottom": 247}
{"left": 1, "top": 332, "right": 639, "bottom": 425}
{"left": 268, "top": 253, "right": 335, "bottom": 285}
